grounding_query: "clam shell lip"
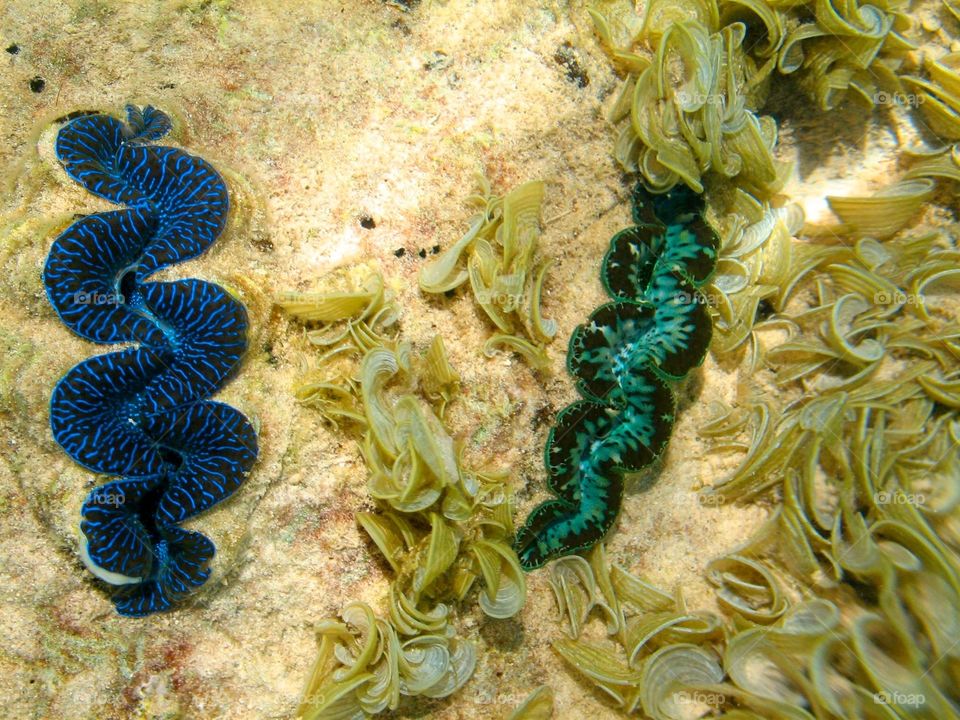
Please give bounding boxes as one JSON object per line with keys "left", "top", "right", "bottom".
{"left": 78, "top": 528, "right": 144, "bottom": 586}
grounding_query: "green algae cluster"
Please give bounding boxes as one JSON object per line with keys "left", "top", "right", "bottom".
{"left": 704, "top": 224, "right": 960, "bottom": 545}
{"left": 278, "top": 270, "right": 529, "bottom": 718}
{"left": 590, "top": 0, "right": 788, "bottom": 194}
{"left": 549, "top": 540, "right": 957, "bottom": 718}
{"left": 587, "top": 0, "right": 941, "bottom": 195}
{"left": 419, "top": 177, "right": 556, "bottom": 369}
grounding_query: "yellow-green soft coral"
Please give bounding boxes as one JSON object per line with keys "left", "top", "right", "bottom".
{"left": 279, "top": 271, "right": 528, "bottom": 718}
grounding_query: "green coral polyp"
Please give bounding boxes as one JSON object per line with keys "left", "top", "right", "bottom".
{"left": 514, "top": 184, "right": 719, "bottom": 570}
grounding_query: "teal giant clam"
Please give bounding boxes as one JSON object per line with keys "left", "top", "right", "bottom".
{"left": 514, "top": 184, "right": 718, "bottom": 570}
{"left": 43, "top": 105, "right": 258, "bottom": 616}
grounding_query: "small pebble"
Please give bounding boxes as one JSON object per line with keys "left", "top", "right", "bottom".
{"left": 423, "top": 50, "right": 451, "bottom": 72}
{"left": 391, "top": 19, "right": 411, "bottom": 35}
{"left": 359, "top": 215, "right": 376, "bottom": 229}
{"left": 385, "top": 0, "right": 420, "bottom": 9}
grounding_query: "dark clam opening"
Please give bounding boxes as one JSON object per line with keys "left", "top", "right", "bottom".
{"left": 117, "top": 265, "right": 141, "bottom": 307}
{"left": 158, "top": 445, "right": 184, "bottom": 471}
{"left": 136, "top": 481, "right": 166, "bottom": 542}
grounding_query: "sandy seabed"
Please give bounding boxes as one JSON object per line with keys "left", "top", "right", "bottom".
{"left": 0, "top": 0, "right": 893, "bottom": 717}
